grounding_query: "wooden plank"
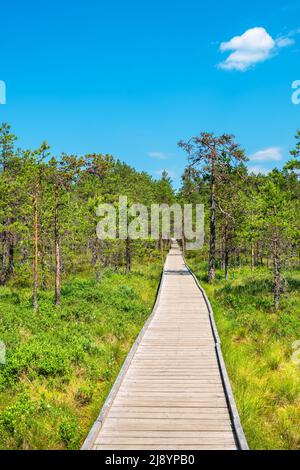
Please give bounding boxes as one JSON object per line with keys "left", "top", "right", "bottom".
{"left": 101, "top": 420, "right": 233, "bottom": 432}
{"left": 113, "top": 400, "right": 228, "bottom": 408}
{"left": 95, "top": 437, "right": 236, "bottom": 445}
{"left": 107, "top": 410, "right": 231, "bottom": 419}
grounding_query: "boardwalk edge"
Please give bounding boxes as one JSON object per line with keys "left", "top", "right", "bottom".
{"left": 183, "top": 258, "right": 249, "bottom": 451}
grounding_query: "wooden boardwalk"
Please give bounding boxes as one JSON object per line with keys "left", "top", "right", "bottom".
{"left": 82, "top": 242, "right": 248, "bottom": 450}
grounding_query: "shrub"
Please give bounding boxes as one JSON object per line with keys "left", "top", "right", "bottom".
{"left": 59, "top": 419, "right": 80, "bottom": 450}
{"left": 74, "top": 386, "right": 93, "bottom": 406}
{"left": 0, "top": 393, "right": 37, "bottom": 448}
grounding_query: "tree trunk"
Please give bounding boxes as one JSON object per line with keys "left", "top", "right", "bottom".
{"left": 238, "top": 248, "right": 242, "bottom": 268}
{"left": 39, "top": 174, "right": 47, "bottom": 290}
{"left": 251, "top": 244, "right": 255, "bottom": 272}
{"left": 224, "top": 219, "right": 229, "bottom": 281}
{"left": 91, "top": 238, "right": 97, "bottom": 267}
{"left": 33, "top": 195, "right": 38, "bottom": 311}
{"left": 225, "top": 248, "right": 229, "bottom": 281}
{"left": 95, "top": 239, "right": 104, "bottom": 283}
{"left": 208, "top": 172, "right": 216, "bottom": 283}
{"left": 54, "top": 188, "right": 61, "bottom": 306}
{"left": 8, "top": 238, "right": 14, "bottom": 276}
{"left": 273, "top": 238, "right": 280, "bottom": 310}
{"left": 114, "top": 252, "right": 118, "bottom": 272}
{"left": 125, "top": 237, "right": 131, "bottom": 274}
{"left": 220, "top": 241, "right": 224, "bottom": 270}
{"left": 40, "top": 235, "right": 47, "bottom": 290}
{"left": 1, "top": 234, "right": 8, "bottom": 286}
{"left": 158, "top": 235, "right": 164, "bottom": 264}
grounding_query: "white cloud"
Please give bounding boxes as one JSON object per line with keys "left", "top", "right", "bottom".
{"left": 218, "top": 27, "right": 294, "bottom": 71}
{"left": 249, "top": 147, "right": 282, "bottom": 162}
{"left": 248, "top": 165, "right": 270, "bottom": 176}
{"left": 220, "top": 27, "right": 275, "bottom": 53}
{"left": 148, "top": 151, "right": 168, "bottom": 160}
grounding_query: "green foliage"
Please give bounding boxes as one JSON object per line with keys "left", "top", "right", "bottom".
{"left": 0, "top": 392, "right": 35, "bottom": 437}
{"left": 0, "top": 262, "right": 161, "bottom": 449}
{"left": 59, "top": 419, "right": 80, "bottom": 450}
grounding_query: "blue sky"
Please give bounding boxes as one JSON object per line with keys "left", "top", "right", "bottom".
{"left": 1, "top": 0, "right": 299, "bottom": 187}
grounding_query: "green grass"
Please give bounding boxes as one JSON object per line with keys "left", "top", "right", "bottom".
{"left": 0, "top": 261, "right": 162, "bottom": 450}
{"left": 2, "top": 251, "right": 300, "bottom": 450}
{"left": 188, "top": 257, "right": 300, "bottom": 450}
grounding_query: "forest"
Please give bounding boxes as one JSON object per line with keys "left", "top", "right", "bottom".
{"left": 0, "top": 123, "right": 300, "bottom": 449}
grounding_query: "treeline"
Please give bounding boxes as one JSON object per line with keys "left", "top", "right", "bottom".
{"left": 0, "top": 123, "right": 175, "bottom": 311}
{"left": 179, "top": 131, "right": 300, "bottom": 309}
{"left": 1, "top": 123, "right": 300, "bottom": 312}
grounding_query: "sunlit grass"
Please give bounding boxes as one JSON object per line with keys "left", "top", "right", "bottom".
{"left": 188, "top": 257, "right": 300, "bottom": 450}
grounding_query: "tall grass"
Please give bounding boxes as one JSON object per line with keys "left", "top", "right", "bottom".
{"left": 188, "top": 258, "right": 300, "bottom": 450}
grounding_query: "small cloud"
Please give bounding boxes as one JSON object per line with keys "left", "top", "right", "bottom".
{"left": 248, "top": 165, "right": 270, "bottom": 175}
{"left": 277, "top": 37, "right": 295, "bottom": 48}
{"left": 218, "top": 27, "right": 295, "bottom": 71}
{"left": 148, "top": 151, "right": 168, "bottom": 160}
{"left": 249, "top": 147, "right": 282, "bottom": 162}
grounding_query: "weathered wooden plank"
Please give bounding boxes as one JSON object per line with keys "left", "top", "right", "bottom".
{"left": 100, "top": 420, "right": 233, "bottom": 432}
{"left": 112, "top": 400, "right": 228, "bottom": 408}
{"left": 96, "top": 437, "right": 236, "bottom": 445}
{"left": 107, "top": 410, "right": 231, "bottom": 419}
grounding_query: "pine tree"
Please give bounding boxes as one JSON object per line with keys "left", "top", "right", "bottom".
{"left": 0, "top": 123, "right": 17, "bottom": 285}
{"left": 48, "top": 154, "right": 84, "bottom": 305}
{"left": 179, "top": 132, "right": 246, "bottom": 282}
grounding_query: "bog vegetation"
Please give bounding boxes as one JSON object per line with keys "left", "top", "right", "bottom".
{"left": 0, "top": 123, "right": 300, "bottom": 449}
